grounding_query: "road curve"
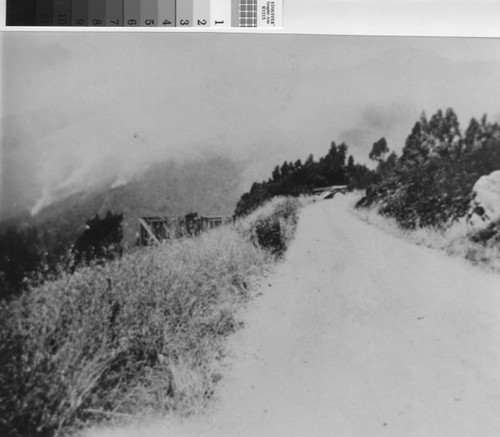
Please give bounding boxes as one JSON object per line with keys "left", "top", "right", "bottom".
{"left": 94, "top": 195, "right": 500, "bottom": 437}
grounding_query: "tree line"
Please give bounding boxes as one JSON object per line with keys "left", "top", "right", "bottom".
{"left": 235, "top": 143, "right": 375, "bottom": 216}
{"left": 235, "top": 108, "right": 500, "bottom": 235}
{"left": 358, "top": 108, "right": 500, "bottom": 229}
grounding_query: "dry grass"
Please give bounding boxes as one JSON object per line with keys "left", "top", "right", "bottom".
{"left": 0, "top": 198, "right": 301, "bottom": 437}
{"left": 353, "top": 197, "right": 500, "bottom": 273}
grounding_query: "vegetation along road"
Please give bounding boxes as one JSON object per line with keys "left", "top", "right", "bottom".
{"left": 92, "top": 195, "right": 500, "bottom": 437}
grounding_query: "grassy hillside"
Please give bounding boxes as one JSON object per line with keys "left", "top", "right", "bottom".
{"left": 0, "top": 197, "right": 300, "bottom": 437}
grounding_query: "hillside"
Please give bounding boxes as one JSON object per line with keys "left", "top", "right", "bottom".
{"left": 0, "top": 154, "right": 246, "bottom": 299}
{"left": 4, "top": 155, "right": 244, "bottom": 249}
{"left": 0, "top": 197, "right": 300, "bottom": 437}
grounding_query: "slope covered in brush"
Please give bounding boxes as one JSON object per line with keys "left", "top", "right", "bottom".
{"left": 357, "top": 109, "right": 500, "bottom": 229}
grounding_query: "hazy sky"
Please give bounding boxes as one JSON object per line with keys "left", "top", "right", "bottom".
{"left": 2, "top": 33, "right": 500, "bottom": 215}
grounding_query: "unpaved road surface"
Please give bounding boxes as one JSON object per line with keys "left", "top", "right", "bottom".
{"left": 95, "top": 196, "right": 500, "bottom": 437}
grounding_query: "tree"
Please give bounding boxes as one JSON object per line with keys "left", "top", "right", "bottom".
{"left": 369, "top": 137, "right": 389, "bottom": 162}
{"left": 427, "top": 108, "right": 461, "bottom": 157}
{"left": 347, "top": 155, "right": 355, "bottom": 171}
{"left": 71, "top": 211, "right": 123, "bottom": 268}
{"left": 326, "top": 142, "right": 338, "bottom": 160}
{"left": 378, "top": 151, "right": 398, "bottom": 176}
{"left": 464, "top": 117, "right": 482, "bottom": 152}
{"left": 280, "top": 162, "right": 291, "bottom": 178}
{"left": 272, "top": 165, "right": 281, "bottom": 182}
{"left": 0, "top": 226, "right": 43, "bottom": 300}
{"left": 305, "top": 154, "right": 314, "bottom": 166}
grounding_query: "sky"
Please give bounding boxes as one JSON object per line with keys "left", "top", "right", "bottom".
{"left": 2, "top": 32, "right": 500, "bottom": 216}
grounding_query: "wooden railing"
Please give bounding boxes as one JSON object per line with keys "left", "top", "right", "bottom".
{"left": 138, "top": 215, "right": 235, "bottom": 246}
{"left": 312, "top": 185, "right": 348, "bottom": 194}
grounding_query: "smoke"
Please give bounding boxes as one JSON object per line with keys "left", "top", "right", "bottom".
{"left": 361, "top": 102, "right": 414, "bottom": 133}
{"left": 30, "top": 187, "right": 52, "bottom": 216}
{"left": 338, "top": 102, "right": 417, "bottom": 163}
{"left": 3, "top": 33, "right": 500, "bottom": 219}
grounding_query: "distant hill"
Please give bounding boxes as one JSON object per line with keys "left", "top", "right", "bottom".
{"left": 2, "top": 155, "right": 245, "bottom": 249}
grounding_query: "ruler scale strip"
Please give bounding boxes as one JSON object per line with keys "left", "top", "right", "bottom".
{"left": 53, "top": 0, "right": 71, "bottom": 25}
{"left": 88, "top": 0, "right": 105, "bottom": 26}
{"left": 106, "top": 0, "right": 123, "bottom": 26}
{"left": 141, "top": 0, "right": 158, "bottom": 26}
{"left": 210, "top": 0, "right": 230, "bottom": 27}
{"left": 7, "top": 0, "right": 36, "bottom": 25}
{"left": 176, "top": 0, "right": 193, "bottom": 27}
{"left": 36, "top": 0, "right": 53, "bottom": 25}
{"left": 71, "top": 0, "right": 87, "bottom": 25}
{"left": 124, "top": 0, "right": 140, "bottom": 26}
{"left": 158, "top": 0, "right": 175, "bottom": 26}
{"left": 193, "top": 0, "right": 210, "bottom": 27}
{"left": 6, "top": 0, "right": 283, "bottom": 27}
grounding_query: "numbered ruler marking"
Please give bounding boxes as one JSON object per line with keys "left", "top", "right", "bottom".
{"left": 5, "top": 0, "right": 283, "bottom": 27}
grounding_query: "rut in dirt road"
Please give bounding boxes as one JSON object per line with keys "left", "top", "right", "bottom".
{"left": 90, "top": 195, "right": 500, "bottom": 437}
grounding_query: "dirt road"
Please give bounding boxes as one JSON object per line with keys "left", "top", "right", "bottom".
{"left": 96, "top": 195, "right": 500, "bottom": 437}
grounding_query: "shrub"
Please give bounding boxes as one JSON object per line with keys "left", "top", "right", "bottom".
{"left": 237, "top": 197, "right": 300, "bottom": 257}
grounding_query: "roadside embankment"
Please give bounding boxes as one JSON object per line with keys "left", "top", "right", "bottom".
{"left": 0, "top": 197, "right": 300, "bottom": 437}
